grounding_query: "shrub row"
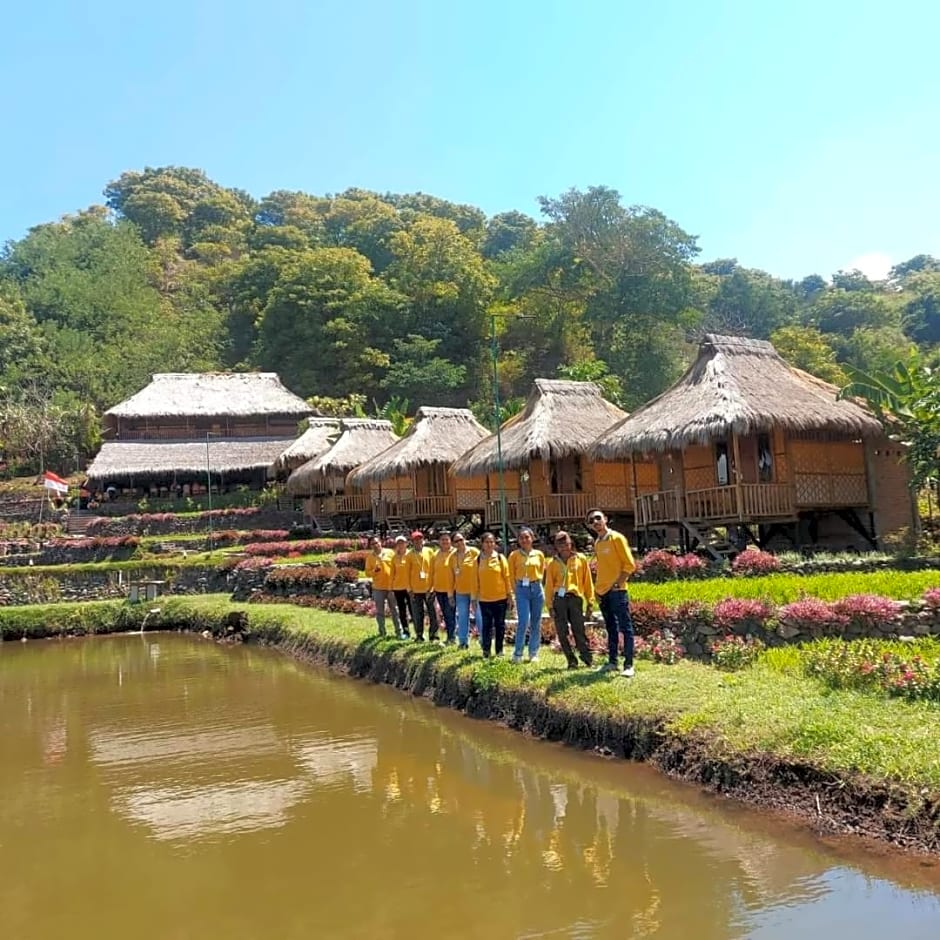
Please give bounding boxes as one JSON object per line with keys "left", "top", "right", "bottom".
{"left": 263, "top": 565, "right": 361, "bottom": 588}
{"left": 243, "top": 538, "right": 367, "bottom": 557}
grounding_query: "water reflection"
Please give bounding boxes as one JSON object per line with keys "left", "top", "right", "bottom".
{"left": 1, "top": 635, "right": 939, "bottom": 940}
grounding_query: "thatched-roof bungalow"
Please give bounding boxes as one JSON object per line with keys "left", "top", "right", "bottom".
{"left": 87, "top": 372, "right": 311, "bottom": 495}
{"left": 346, "top": 407, "right": 490, "bottom": 524}
{"left": 286, "top": 419, "right": 398, "bottom": 521}
{"left": 273, "top": 419, "right": 341, "bottom": 475}
{"left": 590, "top": 334, "right": 916, "bottom": 550}
{"left": 452, "top": 379, "right": 657, "bottom": 526}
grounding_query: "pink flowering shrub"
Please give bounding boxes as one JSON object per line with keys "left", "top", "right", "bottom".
{"left": 776, "top": 597, "right": 848, "bottom": 635}
{"left": 333, "top": 550, "right": 371, "bottom": 570}
{"left": 709, "top": 634, "right": 765, "bottom": 670}
{"left": 731, "top": 548, "right": 781, "bottom": 576}
{"left": 263, "top": 565, "right": 360, "bottom": 588}
{"left": 923, "top": 588, "right": 940, "bottom": 609}
{"left": 637, "top": 550, "right": 678, "bottom": 582}
{"left": 243, "top": 538, "right": 365, "bottom": 557}
{"left": 675, "top": 553, "right": 709, "bottom": 578}
{"left": 830, "top": 594, "right": 903, "bottom": 631}
{"left": 712, "top": 598, "right": 773, "bottom": 633}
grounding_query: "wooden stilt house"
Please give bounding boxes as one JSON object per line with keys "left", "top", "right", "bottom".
{"left": 451, "top": 379, "right": 658, "bottom": 533}
{"left": 589, "top": 334, "right": 918, "bottom": 555}
{"left": 346, "top": 407, "right": 491, "bottom": 528}
{"left": 285, "top": 419, "right": 398, "bottom": 528}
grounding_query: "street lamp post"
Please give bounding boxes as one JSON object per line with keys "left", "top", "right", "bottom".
{"left": 205, "top": 432, "right": 219, "bottom": 550}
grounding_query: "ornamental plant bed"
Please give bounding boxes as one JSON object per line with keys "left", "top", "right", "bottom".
{"left": 243, "top": 538, "right": 367, "bottom": 557}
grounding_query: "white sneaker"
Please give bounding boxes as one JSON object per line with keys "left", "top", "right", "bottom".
{"left": 620, "top": 666, "right": 635, "bottom": 678}
{"left": 511, "top": 654, "right": 523, "bottom": 664}
{"left": 529, "top": 655, "right": 539, "bottom": 664}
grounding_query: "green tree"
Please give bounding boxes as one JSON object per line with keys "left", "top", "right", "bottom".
{"left": 769, "top": 325, "right": 847, "bottom": 384}
{"left": 809, "top": 288, "right": 898, "bottom": 335}
{"left": 900, "top": 271, "right": 940, "bottom": 345}
{"left": 840, "top": 326, "right": 915, "bottom": 375}
{"left": 379, "top": 335, "right": 467, "bottom": 403}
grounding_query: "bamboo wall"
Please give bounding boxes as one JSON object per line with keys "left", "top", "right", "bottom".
{"left": 115, "top": 416, "right": 300, "bottom": 439}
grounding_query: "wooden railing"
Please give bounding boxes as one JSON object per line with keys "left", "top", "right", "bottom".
{"left": 395, "top": 495, "right": 457, "bottom": 519}
{"left": 637, "top": 483, "right": 796, "bottom": 525}
{"left": 635, "top": 490, "right": 683, "bottom": 527}
{"left": 322, "top": 494, "right": 371, "bottom": 514}
{"left": 486, "top": 497, "right": 521, "bottom": 525}
{"left": 519, "top": 493, "right": 594, "bottom": 522}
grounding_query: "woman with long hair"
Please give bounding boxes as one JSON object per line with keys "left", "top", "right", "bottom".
{"left": 508, "top": 527, "right": 546, "bottom": 664}
{"left": 451, "top": 532, "right": 479, "bottom": 649}
{"left": 474, "top": 531, "right": 512, "bottom": 658}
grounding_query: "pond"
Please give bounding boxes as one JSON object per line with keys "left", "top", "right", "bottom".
{"left": 1, "top": 634, "right": 939, "bottom": 939}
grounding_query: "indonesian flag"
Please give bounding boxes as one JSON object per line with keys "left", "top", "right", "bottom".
{"left": 42, "top": 471, "right": 70, "bottom": 495}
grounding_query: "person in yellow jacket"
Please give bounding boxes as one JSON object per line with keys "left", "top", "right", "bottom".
{"left": 451, "top": 533, "right": 480, "bottom": 649}
{"left": 474, "top": 531, "right": 513, "bottom": 657}
{"left": 545, "top": 530, "right": 595, "bottom": 669}
{"left": 587, "top": 508, "right": 638, "bottom": 678}
{"left": 407, "top": 530, "right": 438, "bottom": 642}
{"left": 367, "top": 535, "right": 399, "bottom": 638}
{"left": 391, "top": 535, "right": 412, "bottom": 639}
{"left": 508, "top": 527, "right": 547, "bottom": 663}
{"left": 431, "top": 531, "right": 457, "bottom": 643}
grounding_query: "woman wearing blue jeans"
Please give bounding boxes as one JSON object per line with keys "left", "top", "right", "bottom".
{"left": 451, "top": 533, "right": 480, "bottom": 648}
{"left": 509, "top": 528, "right": 547, "bottom": 663}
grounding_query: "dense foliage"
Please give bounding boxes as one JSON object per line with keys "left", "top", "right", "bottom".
{"left": 1, "top": 166, "right": 938, "bottom": 475}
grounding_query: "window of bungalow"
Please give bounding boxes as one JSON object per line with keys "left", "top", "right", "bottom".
{"left": 715, "top": 440, "right": 730, "bottom": 486}
{"left": 757, "top": 433, "right": 774, "bottom": 483}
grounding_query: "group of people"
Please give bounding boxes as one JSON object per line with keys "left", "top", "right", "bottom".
{"left": 366, "top": 509, "right": 638, "bottom": 679}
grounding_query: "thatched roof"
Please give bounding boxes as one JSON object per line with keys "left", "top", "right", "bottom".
{"left": 346, "top": 407, "right": 490, "bottom": 486}
{"left": 451, "top": 379, "right": 627, "bottom": 477}
{"left": 274, "top": 419, "right": 341, "bottom": 472}
{"left": 286, "top": 420, "right": 398, "bottom": 495}
{"left": 106, "top": 373, "right": 312, "bottom": 419}
{"left": 590, "top": 334, "right": 883, "bottom": 457}
{"left": 86, "top": 438, "right": 292, "bottom": 483}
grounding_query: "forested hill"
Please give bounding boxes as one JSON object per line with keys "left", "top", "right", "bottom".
{"left": 1, "top": 165, "right": 938, "bottom": 473}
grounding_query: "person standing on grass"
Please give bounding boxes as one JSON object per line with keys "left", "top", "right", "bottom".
{"left": 587, "top": 509, "right": 638, "bottom": 677}
{"left": 508, "top": 527, "right": 547, "bottom": 664}
{"left": 432, "top": 531, "right": 458, "bottom": 644}
{"left": 474, "top": 531, "right": 512, "bottom": 658}
{"left": 545, "top": 530, "right": 595, "bottom": 669}
{"left": 391, "top": 535, "right": 412, "bottom": 639}
{"left": 407, "top": 530, "right": 438, "bottom": 642}
{"left": 451, "top": 533, "right": 480, "bottom": 649}
{"left": 367, "top": 535, "right": 399, "bottom": 638}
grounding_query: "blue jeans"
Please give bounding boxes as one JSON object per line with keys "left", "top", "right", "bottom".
{"left": 455, "top": 593, "right": 479, "bottom": 646}
{"left": 435, "top": 591, "right": 457, "bottom": 642}
{"left": 513, "top": 581, "right": 544, "bottom": 658}
{"left": 599, "top": 589, "right": 635, "bottom": 667}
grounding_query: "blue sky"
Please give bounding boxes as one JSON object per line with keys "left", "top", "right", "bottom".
{"left": 3, "top": 0, "right": 938, "bottom": 280}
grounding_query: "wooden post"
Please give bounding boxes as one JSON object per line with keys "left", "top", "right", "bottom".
{"left": 862, "top": 439, "right": 879, "bottom": 545}
{"left": 731, "top": 431, "right": 745, "bottom": 521}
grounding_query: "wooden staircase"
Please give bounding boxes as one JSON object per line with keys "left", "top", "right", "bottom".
{"left": 680, "top": 520, "right": 739, "bottom": 562}
{"left": 66, "top": 512, "right": 97, "bottom": 536}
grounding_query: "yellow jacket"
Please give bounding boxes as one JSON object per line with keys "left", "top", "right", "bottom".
{"left": 593, "top": 529, "right": 637, "bottom": 595}
{"left": 508, "top": 549, "right": 546, "bottom": 585}
{"left": 391, "top": 552, "right": 411, "bottom": 591}
{"left": 431, "top": 547, "right": 456, "bottom": 594}
{"left": 368, "top": 548, "right": 395, "bottom": 591}
{"left": 407, "top": 546, "right": 436, "bottom": 593}
{"left": 453, "top": 547, "right": 480, "bottom": 595}
{"left": 475, "top": 551, "right": 512, "bottom": 602}
{"left": 544, "top": 553, "right": 595, "bottom": 606}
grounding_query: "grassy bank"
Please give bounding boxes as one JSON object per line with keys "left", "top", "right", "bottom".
{"left": 3, "top": 594, "right": 939, "bottom": 852}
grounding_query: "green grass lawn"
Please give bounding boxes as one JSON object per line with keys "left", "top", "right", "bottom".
{"left": 3, "top": 594, "right": 939, "bottom": 793}
{"left": 630, "top": 569, "right": 940, "bottom": 604}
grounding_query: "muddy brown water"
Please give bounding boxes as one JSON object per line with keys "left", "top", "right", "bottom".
{"left": 2, "top": 635, "right": 940, "bottom": 939}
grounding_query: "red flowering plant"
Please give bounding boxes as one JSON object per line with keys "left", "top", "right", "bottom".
{"left": 636, "top": 550, "right": 678, "bottom": 582}
{"left": 731, "top": 548, "right": 781, "bottom": 577}
{"left": 923, "top": 588, "right": 940, "bottom": 610}
{"left": 629, "top": 600, "right": 673, "bottom": 636}
{"left": 830, "top": 594, "right": 904, "bottom": 632}
{"left": 675, "top": 553, "right": 709, "bottom": 579}
{"left": 776, "top": 597, "right": 848, "bottom": 637}
{"left": 712, "top": 598, "right": 773, "bottom": 634}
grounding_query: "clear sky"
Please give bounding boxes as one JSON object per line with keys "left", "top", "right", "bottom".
{"left": 3, "top": 0, "right": 938, "bottom": 280}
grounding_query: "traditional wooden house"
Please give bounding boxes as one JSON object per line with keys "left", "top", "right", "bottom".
{"left": 346, "top": 407, "right": 490, "bottom": 527}
{"left": 285, "top": 419, "right": 398, "bottom": 527}
{"left": 451, "top": 379, "right": 658, "bottom": 530}
{"left": 590, "top": 334, "right": 917, "bottom": 553}
{"left": 86, "top": 372, "right": 311, "bottom": 497}
{"left": 273, "top": 418, "right": 342, "bottom": 477}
